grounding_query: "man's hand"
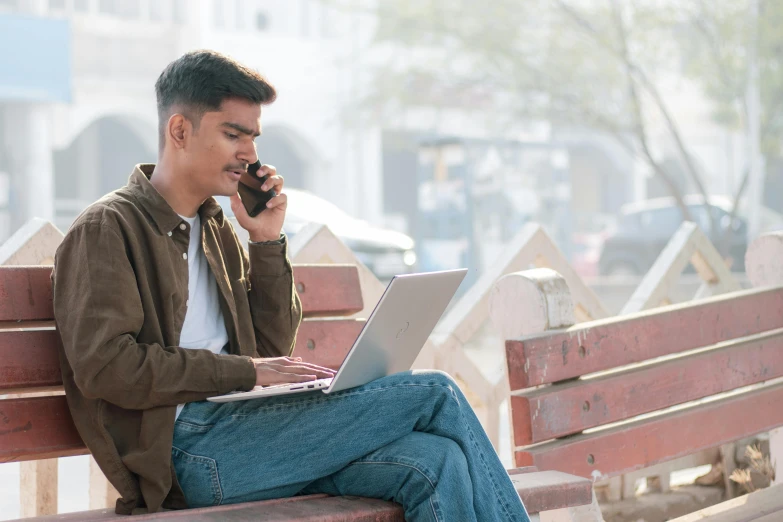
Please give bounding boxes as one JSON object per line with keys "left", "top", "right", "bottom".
{"left": 230, "top": 164, "right": 287, "bottom": 243}
{"left": 252, "top": 356, "right": 335, "bottom": 387}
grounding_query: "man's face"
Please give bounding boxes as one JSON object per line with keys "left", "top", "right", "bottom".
{"left": 184, "top": 98, "right": 261, "bottom": 198}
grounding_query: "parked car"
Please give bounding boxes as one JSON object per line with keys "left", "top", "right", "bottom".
{"left": 598, "top": 196, "right": 747, "bottom": 276}
{"left": 215, "top": 189, "right": 417, "bottom": 281}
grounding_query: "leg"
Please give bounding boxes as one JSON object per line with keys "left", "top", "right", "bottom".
{"left": 302, "top": 432, "right": 476, "bottom": 522}
{"left": 172, "top": 370, "right": 529, "bottom": 521}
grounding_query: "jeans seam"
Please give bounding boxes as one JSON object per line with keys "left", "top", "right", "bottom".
{"left": 171, "top": 445, "right": 224, "bottom": 506}
{"left": 349, "top": 461, "right": 442, "bottom": 522}
{"left": 174, "top": 419, "right": 215, "bottom": 432}
{"left": 459, "top": 400, "right": 520, "bottom": 521}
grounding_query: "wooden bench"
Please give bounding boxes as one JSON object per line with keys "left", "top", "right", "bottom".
{"left": 669, "top": 481, "right": 783, "bottom": 521}
{"left": 0, "top": 263, "right": 596, "bottom": 521}
{"left": 489, "top": 237, "right": 783, "bottom": 514}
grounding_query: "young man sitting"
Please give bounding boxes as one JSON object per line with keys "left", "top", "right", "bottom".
{"left": 52, "top": 50, "right": 530, "bottom": 522}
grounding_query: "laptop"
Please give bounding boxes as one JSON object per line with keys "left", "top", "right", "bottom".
{"left": 207, "top": 268, "right": 468, "bottom": 403}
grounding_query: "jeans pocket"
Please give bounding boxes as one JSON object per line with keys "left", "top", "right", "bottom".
{"left": 171, "top": 446, "right": 223, "bottom": 508}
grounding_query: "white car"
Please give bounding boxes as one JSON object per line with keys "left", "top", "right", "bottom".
{"left": 215, "top": 189, "right": 417, "bottom": 280}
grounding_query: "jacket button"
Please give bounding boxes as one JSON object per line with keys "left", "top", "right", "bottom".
{"left": 183, "top": 253, "right": 188, "bottom": 260}
{"left": 180, "top": 223, "right": 187, "bottom": 230}
{"left": 167, "top": 231, "right": 172, "bottom": 237}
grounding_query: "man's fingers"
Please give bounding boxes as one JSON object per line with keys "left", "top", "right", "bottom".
{"left": 268, "top": 372, "right": 317, "bottom": 384}
{"left": 266, "top": 359, "right": 335, "bottom": 374}
{"left": 266, "top": 362, "right": 334, "bottom": 378}
{"left": 255, "top": 367, "right": 317, "bottom": 387}
{"left": 293, "top": 361, "right": 335, "bottom": 375}
{"left": 260, "top": 173, "right": 284, "bottom": 192}
{"left": 266, "top": 192, "right": 287, "bottom": 210}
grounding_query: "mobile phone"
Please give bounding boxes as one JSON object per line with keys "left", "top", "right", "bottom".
{"left": 238, "top": 160, "right": 277, "bottom": 217}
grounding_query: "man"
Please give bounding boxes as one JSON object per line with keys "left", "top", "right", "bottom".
{"left": 53, "top": 50, "right": 529, "bottom": 521}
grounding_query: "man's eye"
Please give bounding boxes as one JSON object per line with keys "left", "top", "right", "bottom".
{"left": 226, "top": 133, "right": 239, "bottom": 140}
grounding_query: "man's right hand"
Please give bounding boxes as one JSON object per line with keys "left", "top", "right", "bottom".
{"left": 252, "top": 356, "right": 335, "bottom": 387}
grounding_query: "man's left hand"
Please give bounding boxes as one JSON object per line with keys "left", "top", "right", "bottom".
{"left": 230, "top": 164, "right": 287, "bottom": 242}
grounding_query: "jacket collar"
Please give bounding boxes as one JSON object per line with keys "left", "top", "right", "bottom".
{"left": 128, "top": 164, "right": 225, "bottom": 235}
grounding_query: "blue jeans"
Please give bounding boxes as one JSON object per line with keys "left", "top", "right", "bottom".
{"left": 172, "top": 370, "right": 530, "bottom": 522}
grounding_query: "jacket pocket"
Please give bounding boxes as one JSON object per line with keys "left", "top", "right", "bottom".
{"left": 171, "top": 446, "right": 223, "bottom": 507}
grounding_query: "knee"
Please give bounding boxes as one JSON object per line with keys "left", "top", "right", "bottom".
{"left": 403, "top": 433, "right": 469, "bottom": 481}
{"left": 410, "top": 369, "right": 458, "bottom": 388}
{"left": 437, "top": 437, "right": 470, "bottom": 477}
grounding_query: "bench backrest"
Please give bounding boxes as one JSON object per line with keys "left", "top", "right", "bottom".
{"left": 0, "top": 264, "right": 363, "bottom": 464}
{"left": 500, "top": 272, "right": 783, "bottom": 480}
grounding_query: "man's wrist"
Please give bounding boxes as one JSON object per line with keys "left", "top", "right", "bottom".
{"left": 249, "top": 233, "right": 284, "bottom": 244}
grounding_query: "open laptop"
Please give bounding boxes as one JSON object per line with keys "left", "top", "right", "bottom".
{"left": 207, "top": 268, "right": 468, "bottom": 403}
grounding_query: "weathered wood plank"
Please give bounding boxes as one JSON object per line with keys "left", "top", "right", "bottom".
{"left": 0, "top": 264, "right": 361, "bottom": 325}
{"left": 0, "top": 396, "right": 87, "bottom": 463}
{"left": 506, "top": 285, "right": 783, "bottom": 390}
{"left": 0, "top": 330, "right": 62, "bottom": 390}
{"left": 0, "top": 319, "right": 365, "bottom": 391}
{"left": 669, "top": 482, "right": 783, "bottom": 522}
{"left": 515, "top": 381, "right": 783, "bottom": 480}
{"left": 0, "top": 266, "right": 54, "bottom": 321}
{"left": 295, "top": 265, "right": 363, "bottom": 318}
{"left": 24, "top": 494, "right": 404, "bottom": 521}
{"left": 511, "top": 470, "right": 592, "bottom": 514}
{"left": 293, "top": 319, "right": 366, "bottom": 370}
{"left": 511, "top": 328, "right": 783, "bottom": 445}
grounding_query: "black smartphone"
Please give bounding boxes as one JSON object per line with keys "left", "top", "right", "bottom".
{"left": 238, "top": 160, "right": 277, "bottom": 217}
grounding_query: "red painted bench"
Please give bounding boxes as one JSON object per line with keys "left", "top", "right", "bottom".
{"left": 489, "top": 245, "right": 783, "bottom": 507}
{"left": 1, "top": 264, "right": 595, "bottom": 520}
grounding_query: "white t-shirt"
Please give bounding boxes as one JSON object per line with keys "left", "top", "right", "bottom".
{"left": 175, "top": 213, "right": 230, "bottom": 419}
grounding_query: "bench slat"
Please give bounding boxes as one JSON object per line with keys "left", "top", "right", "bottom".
{"left": 511, "top": 328, "right": 783, "bottom": 445}
{"left": 0, "top": 330, "right": 61, "bottom": 391}
{"left": 19, "top": 471, "right": 592, "bottom": 520}
{"left": 0, "top": 320, "right": 364, "bottom": 390}
{"left": 0, "top": 264, "right": 362, "bottom": 323}
{"left": 294, "top": 319, "right": 365, "bottom": 370}
{"left": 515, "top": 381, "right": 783, "bottom": 479}
{"left": 0, "top": 396, "right": 87, "bottom": 463}
{"left": 507, "top": 285, "right": 783, "bottom": 389}
{"left": 21, "top": 494, "right": 404, "bottom": 521}
{"left": 511, "top": 470, "right": 592, "bottom": 514}
{"left": 295, "top": 265, "right": 363, "bottom": 318}
{"left": 0, "top": 266, "right": 54, "bottom": 321}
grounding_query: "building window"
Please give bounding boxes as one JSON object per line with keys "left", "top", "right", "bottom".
{"left": 0, "top": 0, "right": 18, "bottom": 11}
{"left": 48, "top": 0, "right": 66, "bottom": 10}
{"left": 255, "top": 11, "right": 269, "bottom": 31}
{"left": 73, "top": 0, "right": 90, "bottom": 12}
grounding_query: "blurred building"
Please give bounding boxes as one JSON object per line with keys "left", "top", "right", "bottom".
{"left": 0, "top": 0, "right": 383, "bottom": 239}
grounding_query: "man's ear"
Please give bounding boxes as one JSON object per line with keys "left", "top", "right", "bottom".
{"left": 166, "top": 113, "right": 190, "bottom": 150}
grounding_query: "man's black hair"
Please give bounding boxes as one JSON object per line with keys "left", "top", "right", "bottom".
{"left": 155, "top": 50, "right": 277, "bottom": 149}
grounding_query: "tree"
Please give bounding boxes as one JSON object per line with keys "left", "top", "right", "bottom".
{"left": 333, "top": 0, "right": 782, "bottom": 250}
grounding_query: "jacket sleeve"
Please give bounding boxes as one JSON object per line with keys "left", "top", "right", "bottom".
{"left": 53, "top": 221, "right": 257, "bottom": 410}
{"left": 242, "top": 235, "right": 303, "bottom": 358}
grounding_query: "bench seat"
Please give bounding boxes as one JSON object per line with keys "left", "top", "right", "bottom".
{"left": 20, "top": 468, "right": 594, "bottom": 521}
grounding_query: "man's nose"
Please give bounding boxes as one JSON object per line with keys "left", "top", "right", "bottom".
{"left": 238, "top": 141, "right": 259, "bottom": 166}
